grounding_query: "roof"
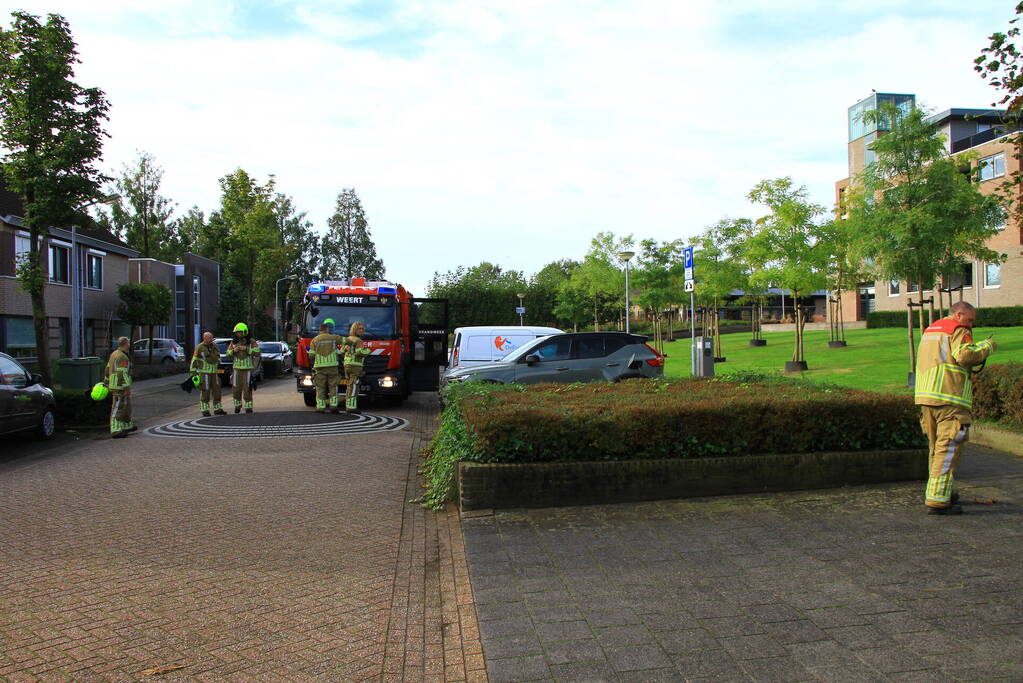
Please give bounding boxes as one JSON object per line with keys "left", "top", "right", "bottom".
{"left": 925, "top": 108, "right": 1006, "bottom": 126}
{"left": 0, "top": 172, "right": 132, "bottom": 251}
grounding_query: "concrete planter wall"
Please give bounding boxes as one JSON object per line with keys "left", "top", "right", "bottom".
{"left": 458, "top": 449, "right": 927, "bottom": 511}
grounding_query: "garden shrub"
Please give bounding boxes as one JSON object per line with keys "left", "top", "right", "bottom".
{"left": 868, "top": 306, "right": 1023, "bottom": 328}
{"left": 972, "top": 362, "right": 1023, "bottom": 430}
{"left": 54, "top": 389, "right": 109, "bottom": 428}
{"left": 421, "top": 376, "right": 925, "bottom": 508}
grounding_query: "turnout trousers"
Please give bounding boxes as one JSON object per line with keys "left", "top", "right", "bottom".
{"left": 344, "top": 364, "right": 363, "bottom": 411}
{"left": 199, "top": 373, "right": 223, "bottom": 414}
{"left": 232, "top": 369, "right": 252, "bottom": 410}
{"left": 110, "top": 389, "right": 133, "bottom": 435}
{"left": 920, "top": 405, "right": 970, "bottom": 509}
{"left": 314, "top": 366, "right": 340, "bottom": 410}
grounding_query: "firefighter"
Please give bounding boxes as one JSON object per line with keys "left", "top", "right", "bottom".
{"left": 105, "top": 336, "right": 135, "bottom": 438}
{"left": 914, "top": 301, "right": 997, "bottom": 515}
{"left": 341, "top": 321, "right": 371, "bottom": 414}
{"left": 227, "top": 322, "right": 260, "bottom": 413}
{"left": 191, "top": 331, "right": 226, "bottom": 416}
{"left": 309, "top": 318, "right": 344, "bottom": 413}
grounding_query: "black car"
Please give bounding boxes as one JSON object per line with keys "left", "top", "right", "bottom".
{"left": 0, "top": 352, "right": 56, "bottom": 439}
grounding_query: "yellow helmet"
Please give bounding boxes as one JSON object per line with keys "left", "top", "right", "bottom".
{"left": 90, "top": 383, "right": 109, "bottom": 401}
{"left": 233, "top": 322, "right": 249, "bottom": 333}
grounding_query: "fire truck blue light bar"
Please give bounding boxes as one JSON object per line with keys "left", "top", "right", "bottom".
{"left": 377, "top": 286, "right": 396, "bottom": 294}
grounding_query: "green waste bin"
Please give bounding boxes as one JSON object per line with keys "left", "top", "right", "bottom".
{"left": 56, "top": 357, "right": 104, "bottom": 390}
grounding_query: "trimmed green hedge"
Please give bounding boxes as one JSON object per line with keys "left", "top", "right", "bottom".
{"left": 421, "top": 376, "right": 925, "bottom": 509}
{"left": 54, "top": 389, "right": 109, "bottom": 428}
{"left": 973, "top": 362, "right": 1023, "bottom": 430}
{"left": 868, "top": 306, "right": 1023, "bottom": 328}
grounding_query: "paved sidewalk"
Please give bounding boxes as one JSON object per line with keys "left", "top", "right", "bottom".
{"left": 463, "top": 445, "right": 1023, "bottom": 682}
{"left": 0, "top": 385, "right": 485, "bottom": 681}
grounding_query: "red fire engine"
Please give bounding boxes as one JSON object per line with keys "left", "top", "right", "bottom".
{"left": 291, "top": 278, "right": 448, "bottom": 407}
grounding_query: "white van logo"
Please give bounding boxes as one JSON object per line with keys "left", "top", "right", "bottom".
{"left": 494, "top": 336, "right": 516, "bottom": 351}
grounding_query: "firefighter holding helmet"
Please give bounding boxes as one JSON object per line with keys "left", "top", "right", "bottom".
{"left": 914, "top": 301, "right": 997, "bottom": 515}
{"left": 104, "top": 336, "right": 135, "bottom": 438}
{"left": 227, "top": 322, "right": 260, "bottom": 413}
{"left": 191, "top": 331, "right": 226, "bottom": 416}
{"left": 341, "top": 321, "right": 371, "bottom": 414}
{"left": 309, "top": 318, "right": 344, "bottom": 413}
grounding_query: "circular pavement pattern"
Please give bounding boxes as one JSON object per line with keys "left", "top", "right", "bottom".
{"left": 144, "top": 410, "right": 409, "bottom": 439}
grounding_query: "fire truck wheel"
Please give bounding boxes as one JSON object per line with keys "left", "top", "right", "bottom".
{"left": 302, "top": 393, "right": 316, "bottom": 407}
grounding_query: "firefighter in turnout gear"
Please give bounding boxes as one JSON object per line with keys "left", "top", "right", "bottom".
{"left": 309, "top": 318, "right": 344, "bottom": 413}
{"left": 341, "top": 321, "right": 371, "bottom": 414}
{"left": 191, "top": 331, "right": 226, "bottom": 416}
{"left": 914, "top": 301, "right": 996, "bottom": 515}
{"left": 228, "top": 322, "right": 260, "bottom": 413}
{"left": 105, "top": 336, "right": 135, "bottom": 438}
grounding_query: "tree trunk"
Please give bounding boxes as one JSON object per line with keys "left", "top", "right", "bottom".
{"left": 31, "top": 288, "right": 52, "bottom": 386}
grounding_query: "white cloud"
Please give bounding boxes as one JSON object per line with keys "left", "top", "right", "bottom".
{"left": 0, "top": 0, "right": 1012, "bottom": 294}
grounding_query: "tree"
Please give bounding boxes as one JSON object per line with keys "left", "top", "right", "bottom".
{"left": 744, "top": 178, "right": 829, "bottom": 370}
{"left": 527, "top": 259, "right": 576, "bottom": 328}
{"left": 816, "top": 216, "right": 865, "bottom": 346}
{"left": 574, "top": 231, "right": 633, "bottom": 331}
{"left": 426, "top": 263, "right": 527, "bottom": 332}
{"left": 692, "top": 223, "right": 746, "bottom": 359}
{"left": 116, "top": 282, "right": 173, "bottom": 363}
{"left": 0, "top": 11, "right": 110, "bottom": 384}
{"left": 321, "top": 188, "right": 384, "bottom": 281}
{"left": 101, "top": 151, "right": 179, "bottom": 262}
{"left": 975, "top": 4, "right": 1023, "bottom": 229}
{"left": 844, "top": 103, "right": 1005, "bottom": 371}
{"left": 634, "top": 239, "right": 685, "bottom": 353}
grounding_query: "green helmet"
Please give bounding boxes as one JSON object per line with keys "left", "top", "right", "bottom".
{"left": 233, "top": 322, "right": 249, "bottom": 333}
{"left": 323, "top": 318, "right": 335, "bottom": 330}
{"left": 90, "top": 382, "right": 109, "bottom": 401}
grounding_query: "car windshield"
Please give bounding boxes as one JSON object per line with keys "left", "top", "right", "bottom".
{"left": 304, "top": 304, "right": 396, "bottom": 340}
{"left": 260, "top": 342, "right": 283, "bottom": 353}
{"left": 217, "top": 342, "right": 228, "bottom": 353}
{"left": 498, "top": 336, "right": 549, "bottom": 363}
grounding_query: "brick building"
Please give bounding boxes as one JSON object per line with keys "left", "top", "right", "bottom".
{"left": 834, "top": 92, "right": 1023, "bottom": 321}
{"left": 128, "top": 254, "right": 221, "bottom": 357}
{"left": 0, "top": 181, "right": 138, "bottom": 363}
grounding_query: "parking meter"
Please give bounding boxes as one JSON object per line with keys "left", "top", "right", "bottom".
{"left": 692, "top": 336, "right": 715, "bottom": 377}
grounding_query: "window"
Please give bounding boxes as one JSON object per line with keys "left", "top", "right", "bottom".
{"left": 14, "top": 232, "right": 30, "bottom": 266}
{"left": 985, "top": 263, "right": 1001, "bottom": 288}
{"left": 1, "top": 316, "right": 36, "bottom": 358}
{"left": 0, "top": 355, "right": 29, "bottom": 387}
{"left": 907, "top": 281, "right": 919, "bottom": 294}
{"left": 889, "top": 280, "right": 900, "bottom": 296}
{"left": 56, "top": 318, "right": 69, "bottom": 358}
{"left": 946, "top": 263, "right": 973, "bottom": 290}
{"left": 85, "top": 253, "right": 102, "bottom": 289}
{"left": 575, "top": 336, "right": 605, "bottom": 359}
{"left": 979, "top": 152, "right": 1005, "bottom": 182}
{"left": 533, "top": 337, "right": 571, "bottom": 362}
{"left": 48, "top": 244, "right": 69, "bottom": 284}
{"left": 603, "top": 335, "right": 629, "bottom": 355}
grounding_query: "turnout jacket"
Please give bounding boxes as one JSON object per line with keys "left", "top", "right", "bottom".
{"left": 105, "top": 348, "right": 132, "bottom": 390}
{"left": 914, "top": 318, "right": 995, "bottom": 412}
{"left": 310, "top": 333, "right": 344, "bottom": 368}
{"left": 228, "top": 337, "right": 260, "bottom": 370}
{"left": 191, "top": 341, "right": 220, "bottom": 374}
{"left": 341, "top": 335, "right": 371, "bottom": 367}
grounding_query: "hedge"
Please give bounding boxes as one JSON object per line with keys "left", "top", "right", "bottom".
{"left": 973, "top": 362, "right": 1023, "bottom": 430}
{"left": 54, "top": 389, "right": 109, "bottom": 428}
{"left": 421, "top": 375, "right": 925, "bottom": 509}
{"left": 868, "top": 306, "right": 1023, "bottom": 328}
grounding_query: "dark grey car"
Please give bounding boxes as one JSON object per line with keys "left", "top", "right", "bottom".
{"left": 442, "top": 332, "right": 664, "bottom": 386}
{"left": 0, "top": 352, "right": 56, "bottom": 439}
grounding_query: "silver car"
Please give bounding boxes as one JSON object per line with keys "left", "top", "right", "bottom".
{"left": 442, "top": 332, "right": 664, "bottom": 386}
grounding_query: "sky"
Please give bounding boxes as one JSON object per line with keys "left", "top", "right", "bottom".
{"left": 0, "top": 0, "right": 1014, "bottom": 295}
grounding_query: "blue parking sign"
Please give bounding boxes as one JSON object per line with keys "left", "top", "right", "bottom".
{"left": 683, "top": 246, "right": 694, "bottom": 274}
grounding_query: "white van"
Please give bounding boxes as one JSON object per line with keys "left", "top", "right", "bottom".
{"left": 447, "top": 326, "right": 564, "bottom": 370}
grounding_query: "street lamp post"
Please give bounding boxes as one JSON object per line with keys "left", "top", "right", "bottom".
{"left": 517, "top": 293, "right": 525, "bottom": 325}
{"left": 618, "top": 251, "right": 635, "bottom": 334}
{"left": 275, "top": 275, "right": 298, "bottom": 342}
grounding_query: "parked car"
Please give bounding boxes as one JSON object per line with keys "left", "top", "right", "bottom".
{"left": 441, "top": 332, "right": 664, "bottom": 386}
{"left": 0, "top": 352, "right": 56, "bottom": 439}
{"left": 258, "top": 341, "right": 294, "bottom": 373}
{"left": 447, "top": 326, "right": 563, "bottom": 371}
{"left": 215, "top": 338, "right": 264, "bottom": 386}
{"left": 131, "top": 338, "right": 185, "bottom": 364}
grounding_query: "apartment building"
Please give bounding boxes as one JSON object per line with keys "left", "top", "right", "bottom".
{"left": 128, "top": 253, "right": 220, "bottom": 357}
{"left": 0, "top": 181, "right": 138, "bottom": 363}
{"left": 834, "top": 92, "right": 1022, "bottom": 320}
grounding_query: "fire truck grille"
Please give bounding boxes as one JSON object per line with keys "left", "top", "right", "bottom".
{"left": 362, "top": 355, "right": 390, "bottom": 376}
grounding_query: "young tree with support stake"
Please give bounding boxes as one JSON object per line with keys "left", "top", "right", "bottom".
{"left": 743, "top": 178, "right": 828, "bottom": 372}
{"left": 0, "top": 11, "right": 110, "bottom": 386}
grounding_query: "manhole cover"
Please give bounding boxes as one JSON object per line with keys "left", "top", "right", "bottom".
{"left": 144, "top": 410, "right": 409, "bottom": 439}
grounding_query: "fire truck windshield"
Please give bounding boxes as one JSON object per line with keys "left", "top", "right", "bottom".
{"left": 304, "top": 304, "right": 396, "bottom": 340}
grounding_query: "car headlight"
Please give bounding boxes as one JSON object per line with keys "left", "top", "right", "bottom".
{"left": 379, "top": 375, "right": 396, "bottom": 388}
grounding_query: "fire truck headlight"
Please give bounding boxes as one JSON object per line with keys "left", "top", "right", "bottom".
{"left": 379, "top": 375, "right": 396, "bottom": 389}
{"left": 301, "top": 374, "right": 314, "bottom": 387}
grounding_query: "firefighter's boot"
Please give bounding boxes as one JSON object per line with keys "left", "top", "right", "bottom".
{"left": 234, "top": 399, "right": 242, "bottom": 414}
{"left": 245, "top": 400, "right": 253, "bottom": 414}
{"left": 213, "top": 402, "right": 227, "bottom": 416}
{"left": 346, "top": 396, "right": 361, "bottom": 414}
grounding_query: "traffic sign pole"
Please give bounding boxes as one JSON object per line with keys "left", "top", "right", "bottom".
{"left": 684, "top": 246, "right": 696, "bottom": 376}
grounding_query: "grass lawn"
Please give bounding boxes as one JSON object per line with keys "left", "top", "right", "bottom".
{"left": 662, "top": 325, "right": 1023, "bottom": 394}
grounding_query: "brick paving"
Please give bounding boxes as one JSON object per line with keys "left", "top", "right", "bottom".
{"left": 463, "top": 444, "right": 1023, "bottom": 682}
{"left": 0, "top": 382, "right": 485, "bottom": 682}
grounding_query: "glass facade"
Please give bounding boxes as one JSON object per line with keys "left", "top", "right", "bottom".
{"left": 848, "top": 93, "right": 916, "bottom": 142}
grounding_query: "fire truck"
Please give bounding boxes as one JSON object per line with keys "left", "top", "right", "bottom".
{"left": 290, "top": 278, "right": 448, "bottom": 407}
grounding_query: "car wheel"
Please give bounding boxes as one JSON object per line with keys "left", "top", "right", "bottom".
{"left": 302, "top": 392, "right": 316, "bottom": 407}
{"left": 37, "top": 408, "right": 56, "bottom": 440}
{"left": 286, "top": 361, "right": 293, "bottom": 374}
{"left": 162, "top": 356, "right": 173, "bottom": 364}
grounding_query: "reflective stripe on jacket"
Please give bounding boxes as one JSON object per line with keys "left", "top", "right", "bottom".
{"left": 106, "top": 349, "right": 132, "bottom": 390}
{"left": 342, "top": 336, "right": 371, "bottom": 367}
{"left": 191, "top": 342, "right": 219, "bottom": 374}
{"left": 914, "top": 318, "right": 994, "bottom": 410}
{"left": 229, "top": 340, "right": 259, "bottom": 370}
{"left": 310, "top": 333, "right": 343, "bottom": 367}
